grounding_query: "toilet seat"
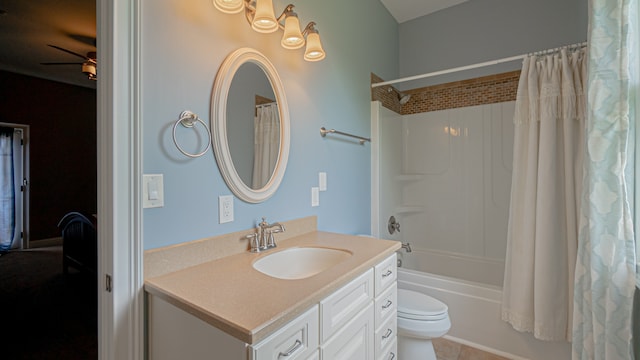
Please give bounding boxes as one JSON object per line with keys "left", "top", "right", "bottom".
{"left": 398, "top": 289, "right": 448, "bottom": 321}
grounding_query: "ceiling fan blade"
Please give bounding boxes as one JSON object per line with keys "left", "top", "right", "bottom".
{"left": 47, "top": 44, "right": 88, "bottom": 60}
{"left": 41, "top": 62, "right": 83, "bottom": 65}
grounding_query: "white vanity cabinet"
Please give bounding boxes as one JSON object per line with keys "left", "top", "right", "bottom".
{"left": 147, "top": 253, "right": 398, "bottom": 360}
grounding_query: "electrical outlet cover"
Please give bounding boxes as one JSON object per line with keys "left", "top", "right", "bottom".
{"left": 311, "top": 187, "right": 319, "bottom": 207}
{"left": 219, "top": 195, "right": 234, "bottom": 223}
{"left": 319, "top": 172, "right": 327, "bottom": 191}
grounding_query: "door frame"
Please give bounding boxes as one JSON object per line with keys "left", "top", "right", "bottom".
{"left": 0, "top": 122, "right": 30, "bottom": 250}
{"left": 97, "top": 0, "right": 144, "bottom": 359}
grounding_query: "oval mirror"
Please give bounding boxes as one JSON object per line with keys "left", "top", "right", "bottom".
{"left": 211, "top": 48, "right": 290, "bottom": 203}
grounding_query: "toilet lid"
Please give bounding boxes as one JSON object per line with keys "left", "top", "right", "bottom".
{"left": 398, "top": 289, "right": 448, "bottom": 321}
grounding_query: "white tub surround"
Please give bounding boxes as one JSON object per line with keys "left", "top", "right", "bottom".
{"left": 144, "top": 225, "right": 400, "bottom": 344}
{"left": 371, "top": 101, "right": 514, "bottom": 287}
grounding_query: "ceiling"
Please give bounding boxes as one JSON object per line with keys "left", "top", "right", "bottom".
{"left": 380, "top": 0, "right": 469, "bottom": 23}
{"left": 0, "top": 0, "right": 96, "bottom": 89}
{"left": 0, "top": 0, "right": 466, "bottom": 89}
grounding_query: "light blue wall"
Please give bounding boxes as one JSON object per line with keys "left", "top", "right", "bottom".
{"left": 141, "top": 0, "right": 398, "bottom": 249}
{"left": 397, "top": 0, "right": 587, "bottom": 90}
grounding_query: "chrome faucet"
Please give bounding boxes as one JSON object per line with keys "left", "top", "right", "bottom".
{"left": 401, "top": 242, "right": 412, "bottom": 253}
{"left": 248, "top": 217, "right": 285, "bottom": 252}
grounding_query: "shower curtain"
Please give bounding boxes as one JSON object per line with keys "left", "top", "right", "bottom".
{"left": 501, "top": 47, "right": 587, "bottom": 341}
{"left": 572, "top": 0, "right": 638, "bottom": 358}
{"left": 252, "top": 103, "right": 280, "bottom": 189}
{"left": 0, "top": 126, "right": 16, "bottom": 252}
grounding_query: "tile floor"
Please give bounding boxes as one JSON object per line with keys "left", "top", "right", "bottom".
{"left": 433, "top": 338, "right": 511, "bottom": 360}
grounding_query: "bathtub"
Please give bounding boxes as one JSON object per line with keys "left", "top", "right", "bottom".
{"left": 400, "top": 248, "right": 505, "bottom": 287}
{"left": 398, "top": 267, "right": 572, "bottom": 360}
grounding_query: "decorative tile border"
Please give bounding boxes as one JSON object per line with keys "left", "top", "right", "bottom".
{"left": 371, "top": 71, "right": 520, "bottom": 115}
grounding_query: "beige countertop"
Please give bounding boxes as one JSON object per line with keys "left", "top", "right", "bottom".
{"left": 144, "top": 231, "right": 400, "bottom": 344}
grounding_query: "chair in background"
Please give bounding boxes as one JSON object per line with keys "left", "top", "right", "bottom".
{"left": 57, "top": 212, "right": 97, "bottom": 275}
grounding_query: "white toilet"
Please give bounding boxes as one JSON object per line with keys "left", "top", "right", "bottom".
{"left": 397, "top": 288, "right": 451, "bottom": 360}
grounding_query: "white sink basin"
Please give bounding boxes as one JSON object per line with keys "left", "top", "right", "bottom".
{"left": 252, "top": 247, "right": 352, "bottom": 280}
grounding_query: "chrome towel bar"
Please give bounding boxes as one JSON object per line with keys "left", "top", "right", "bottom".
{"left": 320, "top": 127, "right": 371, "bottom": 145}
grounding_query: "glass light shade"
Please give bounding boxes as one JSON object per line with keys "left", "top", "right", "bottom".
{"left": 251, "top": 0, "right": 278, "bottom": 33}
{"left": 213, "top": 0, "right": 244, "bottom": 14}
{"left": 304, "top": 31, "right": 325, "bottom": 61}
{"left": 82, "top": 62, "right": 97, "bottom": 80}
{"left": 281, "top": 14, "right": 305, "bottom": 49}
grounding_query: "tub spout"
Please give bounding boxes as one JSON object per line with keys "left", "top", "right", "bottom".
{"left": 401, "top": 242, "right": 412, "bottom": 253}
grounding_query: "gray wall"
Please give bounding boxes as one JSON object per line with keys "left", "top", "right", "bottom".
{"left": 397, "top": 0, "right": 588, "bottom": 90}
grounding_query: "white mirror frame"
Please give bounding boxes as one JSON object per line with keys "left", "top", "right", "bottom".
{"left": 211, "top": 48, "right": 290, "bottom": 203}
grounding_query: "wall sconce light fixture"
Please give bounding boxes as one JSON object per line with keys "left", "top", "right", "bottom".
{"left": 213, "top": 0, "right": 326, "bottom": 61}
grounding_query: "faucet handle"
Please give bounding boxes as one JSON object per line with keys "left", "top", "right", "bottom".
{"left": 245, "top": 233, "right": 260, "bottom": 252}
{"left": 266, "top": 231, "right": 277, "bottom": 249}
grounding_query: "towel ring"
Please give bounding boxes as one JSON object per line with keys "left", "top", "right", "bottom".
{"left": 172, "top": 111, "right": 212, "bottom": 158}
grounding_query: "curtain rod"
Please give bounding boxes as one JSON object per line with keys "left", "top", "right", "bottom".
{"left": 371, "top": 41, "right": 587, "bottom": 88}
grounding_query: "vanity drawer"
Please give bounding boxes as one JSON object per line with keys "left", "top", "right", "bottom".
{"left": 249, "top": 305, "right": 319, "bottom": 360}
{"left": 377, "top": 338, "right": 397, "bottom": 360}
{"left": 374, "top": 282, "right": 397, "bottom": 327}
{"left": 374, "top": 253, "right": 397, "bottom": 296}
{"left": 374, "top": 315, "right": 396, "bottom": 359}
{"left": 320, "top": 269, "right": 373, "bottom": 342}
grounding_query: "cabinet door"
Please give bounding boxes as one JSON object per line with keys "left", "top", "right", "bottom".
{"left": 250, "top": 305, "right": 319, "bottom": 360}
{"left": 321, "top": 302, "right": 374, "bottom": 360}
{"left": 320, "top": 269, "right": 373, "bottom": 342}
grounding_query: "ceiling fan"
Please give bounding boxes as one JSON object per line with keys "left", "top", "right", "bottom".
{"left": 42, "top": 44, "right": 97, "bottom": 80}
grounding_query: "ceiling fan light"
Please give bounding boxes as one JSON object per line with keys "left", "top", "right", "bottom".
{"left": 251, "top": 0, "right": 278, "bottom": 33}
{"left": 281, "top": 13, "right": 305, "bottom": 49}
{"left": 82, "top": 62, "right": 97, "bottom": 80}
{"left": 213, "top": 0, "right": 244, "bottom": 14}
{"left": 304, "top": 30, "right": 325, "bottom": 62}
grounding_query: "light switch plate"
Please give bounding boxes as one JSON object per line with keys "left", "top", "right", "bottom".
{"left": 319, "top": 172, "right": 327, "bottom": 191}
{"left": 143, "top": 174, "right": 164, "bottom": 208}
{"left": 311, "top": 187, "right": 320, "bottom": 207}
{"left": 219, "top": 195, "right": 234, "bottom": 223}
